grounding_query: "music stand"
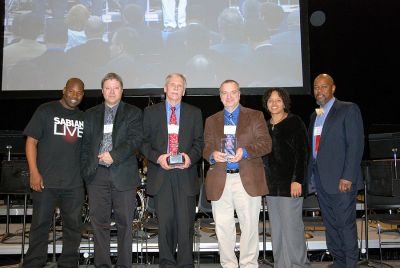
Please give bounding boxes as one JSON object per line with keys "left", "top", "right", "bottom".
{"left": 0, "top": 159, "right": 31, "bottom": 263}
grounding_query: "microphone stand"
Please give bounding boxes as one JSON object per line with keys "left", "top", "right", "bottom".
{"left": 358, "top": 163, "right": 376, "bottom": 267}
{"left": 259, "top": 196, "right": 273, "bottom": 267}
{"left": 358, "top": 162, "right": 393, "bottom": 268}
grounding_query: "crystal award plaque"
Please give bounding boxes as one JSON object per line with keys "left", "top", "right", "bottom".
{"left": 221, "top": 136, "right": 237, "bottom": 162}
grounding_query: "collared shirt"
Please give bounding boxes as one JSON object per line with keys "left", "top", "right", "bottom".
{"left": 312, "top": 97, "right": 335, "bottom": 158}
{"left": 165, "top": 101, "right": 181, "bottom": 124}
{"left": 209, "top": 105, "right": 248, "bottom": 170}
{"left": 166, "top": 101, "right": 181, "bottom": 152}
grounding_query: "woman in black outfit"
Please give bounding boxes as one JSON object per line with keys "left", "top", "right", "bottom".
{"left": 262, "top": 88, "right": 310, "bottom": 268}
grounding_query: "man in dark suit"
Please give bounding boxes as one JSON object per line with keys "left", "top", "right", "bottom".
{"left": 203, "top": 79, "right": 272, "bottom": 268}
{"left": 81, "top": 72, "right": 143, "bottom": 268}
{"left": 306, "top": 73, "right": 364, "bottom": 268}
{"left": 141, "top": 73, "right": 203, "bottom": 268}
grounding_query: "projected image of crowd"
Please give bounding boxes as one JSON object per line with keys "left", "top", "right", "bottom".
{"left": 2, "top": 0, "right": 301, "bottom": 91}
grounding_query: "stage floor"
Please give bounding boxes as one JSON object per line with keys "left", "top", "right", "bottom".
{"left": 1, "top": 217, "right": 400, "bottom": 267}
{"left": 1, "top": 261, "right": 400, "bottom": 268}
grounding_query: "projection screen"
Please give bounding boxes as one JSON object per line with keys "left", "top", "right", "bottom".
{"left": 1, "top": 0, "right": 310, "bottom": 96}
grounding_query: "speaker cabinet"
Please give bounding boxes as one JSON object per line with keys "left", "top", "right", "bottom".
{"left": 366, "top": 159, "right": 400, "bottom": 197}
{"left": 0, "top": 160, "right": 30, "bottom": 194}
{"left": 0, "top": 130, "right": 25, "bottom": 155}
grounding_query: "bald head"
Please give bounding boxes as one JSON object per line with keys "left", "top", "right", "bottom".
{"left": 65, "top": 77, "right": 85, "bottom": 90}
{"left": 314, "top": 73, "right": 334, "bottom": 85}
{"left": 313, "top": 73, "right": 335, "bottom": 106}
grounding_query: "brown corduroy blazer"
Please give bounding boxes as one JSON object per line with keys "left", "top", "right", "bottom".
{"left": 203, "top": 106, "right": 272, "bottom": 201}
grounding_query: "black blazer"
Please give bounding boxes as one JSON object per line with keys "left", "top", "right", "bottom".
{"left": 81, "top": 101, "right": 143, "bottom": 191}
{"left": 141, "top": 102, "right": 204, "bottom": 196}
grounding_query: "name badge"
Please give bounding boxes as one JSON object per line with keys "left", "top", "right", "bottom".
{"left": 313, "top": 126, "right": 322, "bottom": 136}
{"left": 104, "top": 124, "right": 113, "bottom": 134}
{"left": 224, "top": 125, "right": 236, "bottom": 135}
{"left": 168, "top": 124, "right": 179, "bottom": 134}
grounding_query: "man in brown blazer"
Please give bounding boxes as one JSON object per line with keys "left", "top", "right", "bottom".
{"left": 203, "top": 79, "right": 272, "bottom": 268}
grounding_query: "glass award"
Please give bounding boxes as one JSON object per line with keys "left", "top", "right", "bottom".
{"left": 221, "top": 136, "right": 237, "bottom": 162}
{"left": 168, "top": 142, "right": 184, "bottom": 166}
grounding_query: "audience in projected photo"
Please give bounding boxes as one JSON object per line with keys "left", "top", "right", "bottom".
{"left": 210, "top": 7, "right": 255, "bottom": 86}
{"left": 32, "top": 0, "right": 68, "bottom": 19}
{"left": 121, "top": 4, "right": 163, "bottom": 55}
{"left": 67, "top": 16, "right": 110, "bottom": 67}
{"left": 161, "top": 0, "right": 187, "bottom": 32}
{"left": 64, "top": 4, "right": 90, "bottom": 52}
{"left": 96, "top": 27, "right": 146, "bottom": 88}
{"left": 6, "top": 19, "right": 82, "bottom": 90}
{"left": 2, "top": 0, "right": 302, "bottom": 90}
{"left": 3, "top": 12, "right": 45, "bottom": 69}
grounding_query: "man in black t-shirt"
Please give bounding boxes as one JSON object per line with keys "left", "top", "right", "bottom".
{"left": 22, "top": 78, "right": 85, "bottom": 268}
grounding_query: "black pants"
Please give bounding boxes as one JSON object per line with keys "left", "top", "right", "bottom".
{"left": 155, "top": 172, "right": 196, "bottom": 268}
{"left": 313, "top": 164, "right": 359, "bottom": 268}
{"left": 22, "top": 187, "right": 84, "bottom": 268}
{"left": 87, "top": 166, "right": 136, "bottom": 268}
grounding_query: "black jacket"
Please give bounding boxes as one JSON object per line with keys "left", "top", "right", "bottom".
{"left": 80, "top": 101, "right": 143, "bottom": 190}
{"left": 263, "top": 113, "right": 309, "bottom": 197}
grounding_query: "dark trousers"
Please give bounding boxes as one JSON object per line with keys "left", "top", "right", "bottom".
{"left": 313, "top": 165, "right": 359, "bottom": 268}
{"left": 87, "top": 166, "right": 136, "bottom": 268}
{"left": 22, "top": 187, "right": 84, "bottom": 268}
{"left": 155, "top": 172, "right": 196, "bottom": 268}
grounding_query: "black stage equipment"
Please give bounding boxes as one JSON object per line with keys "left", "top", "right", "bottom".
{"left": 0, "top": 130, "right": 25, "bottom": 156}
{"left": 368, "top": 132, "right": 400, "bottom": 160}
{"left": 0, "top": 159, "right": 30, "bottom": 263}
{"left": 367, "top": 132, "right": 399, "bottom": 196}
{"left": 0, "top": 159, "right": 30, "bottom": 193}
{"left": 359, "top": 134, "right": 399, "bottom": 267}
{"left": 360, "top": 162, "right": 400, "bottom": 268}
{"left": 366, "top": 160, "right": 400, "bottom": 197}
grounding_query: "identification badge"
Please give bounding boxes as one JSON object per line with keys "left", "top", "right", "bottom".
{"left": 168, "top": 124, "right": 179, "bottom": 134}
{"left": 224, "top": 125, "right": 236, "bottom": 135}
{"left": 104, "top": 124, "right": 113, "bottom": 134}
{"left": 313, "top": 126, "right": 322, "bottom": 136}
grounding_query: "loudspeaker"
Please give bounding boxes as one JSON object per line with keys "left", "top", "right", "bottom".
{"left": 0, "top": 160, "right": 30, "bottom": 194}
{"left": 366, "top": 159, "right": 400, "bottom": 197}
{"left": 0, "top": 130, "right": 25, "bottom": 155}
{"left": 368, "top": 132, "right": 400, "bottom": 159}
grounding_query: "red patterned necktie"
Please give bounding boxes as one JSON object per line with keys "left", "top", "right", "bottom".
{"left": 168, "top": 107, "right": 178, "bottom": 155}
{"left": 315, "top": 135, "right": 321, "bottom": 153}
